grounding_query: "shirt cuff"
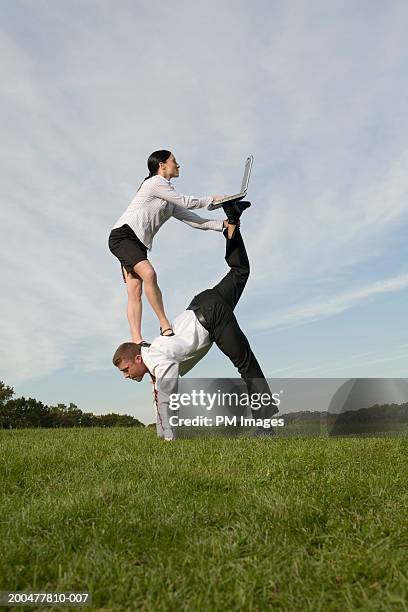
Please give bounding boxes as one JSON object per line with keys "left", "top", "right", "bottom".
{"left": 200, "top": 196, "right": 214, "bottom": 207}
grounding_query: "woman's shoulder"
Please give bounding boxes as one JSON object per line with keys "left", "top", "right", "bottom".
{"left": 151, "top": 175, "right": 171, "bottom": 185}
{"left": 132, "top": 175, "right": 173, "bottom": 202}
{"left": 141, "top": 175, "right": 171, "bottom": 191}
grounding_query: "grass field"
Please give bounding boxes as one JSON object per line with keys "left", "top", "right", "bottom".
{"left": 1, "top": 429, "right": 408, "bottom": 611}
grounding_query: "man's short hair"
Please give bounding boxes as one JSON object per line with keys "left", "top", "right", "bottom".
{"left": 112, "top": 343, "right": 142, "bottom": 367}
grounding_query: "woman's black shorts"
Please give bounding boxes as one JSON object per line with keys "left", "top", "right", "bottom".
{"left": 108, "top": 224, "right": 148, "bottom": 282}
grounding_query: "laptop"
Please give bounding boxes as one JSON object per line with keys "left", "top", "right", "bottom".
{"left": 207, "top": 155, "right": 253, "bottom": 210}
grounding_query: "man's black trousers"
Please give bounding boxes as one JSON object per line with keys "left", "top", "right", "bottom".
{"left": 187, "top": 228, "right": 278, "bottom": 419}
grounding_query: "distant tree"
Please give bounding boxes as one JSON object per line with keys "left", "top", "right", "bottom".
{"left": 0, "top": 381, "right": 14, "bottom": 405}
{"left": 79, "top": 412, "right": 98, "bottom": 427}
{"left": 0, "top": 380, "right": 144, "bottom": 429}
{"left": 328, "top": 402, "right": 408, "bottom": 435}
{"left": 97, "top": 413, "right": 144, "bottom": 427}
{"left": 48, "top": 403, "right": 85, "bottom": 428}
{"left": 0, "top": 381, "right": 15, "bottom": 428}
{"left": 2, "top": 397, "right": 53, "bottom": 428}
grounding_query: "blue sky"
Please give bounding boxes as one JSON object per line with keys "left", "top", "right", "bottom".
{"left": 1, "top": 0, "right": 408, "bottom": 423}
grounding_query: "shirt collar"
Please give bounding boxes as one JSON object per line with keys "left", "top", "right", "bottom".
{"left": 153, "top": 174, "right": 171, "bottom": 185}
{"left": 141, "top": 345, "right": 154, "bottom": 377}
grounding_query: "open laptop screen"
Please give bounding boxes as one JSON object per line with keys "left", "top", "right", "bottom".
{"left": 240, "top": 156, "right": 253, "bottom": 193}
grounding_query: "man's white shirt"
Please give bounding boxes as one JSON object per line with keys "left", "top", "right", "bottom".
{"left": 141, "top": 309, "right": 212, "bottom": 438}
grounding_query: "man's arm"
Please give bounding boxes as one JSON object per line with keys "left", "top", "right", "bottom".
{"left": 153, "top": 360, "right": 180, "bottom": 440}
{"left": 172, "top": 205, "right": 224, "bottom": 232}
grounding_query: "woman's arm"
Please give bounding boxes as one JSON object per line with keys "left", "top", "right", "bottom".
{"left": 150, "top": 179, "right": 213, "bottom": 210}
{"left": 172, "top": 205, "right": 224, "bottom": 231}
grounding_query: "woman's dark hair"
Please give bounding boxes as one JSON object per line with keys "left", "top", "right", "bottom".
{"left": 137, "top": 150, "right": 172, "bottom": 192}
{"left": 145, "top": 150, "right": 172, "bottom": 180}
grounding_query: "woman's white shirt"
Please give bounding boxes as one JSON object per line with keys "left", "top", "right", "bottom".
{"left": 112, "top": 175, "right": 223, "bottom": 250}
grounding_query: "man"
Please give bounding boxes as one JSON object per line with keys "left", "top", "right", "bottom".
{"left": 112, "top": 201, "right": 278, "bottom": 439}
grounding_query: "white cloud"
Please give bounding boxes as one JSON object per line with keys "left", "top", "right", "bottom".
{"left": 272, "top": 345, "right": 408, "bottom": 377}
{"left": 251, "top": 273, "right": 408, "bottom": 331}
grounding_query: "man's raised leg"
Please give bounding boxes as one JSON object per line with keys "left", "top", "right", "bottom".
{"left": 211, "top": 223, "right": 250, "bottom": 310}
{"left": 213, "top": 314, "right": 278, "bottom": 421}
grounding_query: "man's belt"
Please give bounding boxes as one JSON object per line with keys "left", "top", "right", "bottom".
{"left": 187, "top": 305, "right": 210, "bottom": 332}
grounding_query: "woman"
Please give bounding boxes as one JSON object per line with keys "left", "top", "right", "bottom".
{"left": 109, "top": 150, "right": 226, "bottom": 342}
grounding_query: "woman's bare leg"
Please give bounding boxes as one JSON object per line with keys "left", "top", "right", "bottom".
{"left": 132, "top": 260, "right": 173, "bottom": 334}
{"left": 124, "top": 269, "right": 144, "bottom": 343}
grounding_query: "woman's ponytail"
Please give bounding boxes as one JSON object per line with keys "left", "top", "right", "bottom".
{"left": 137, "top": 150, "right": 172, "bottom": 192}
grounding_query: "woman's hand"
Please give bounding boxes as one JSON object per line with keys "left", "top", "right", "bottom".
{"left": 223, "top": 219, "right": 240, "bottom": 228}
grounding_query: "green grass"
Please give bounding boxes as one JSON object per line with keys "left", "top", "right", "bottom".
{"left": 1, "top": 429, "right": 408, "bottom": 611}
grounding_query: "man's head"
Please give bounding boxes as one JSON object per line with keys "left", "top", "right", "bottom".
{"left": 112, "top": 343, "right": 148, "bottom": 381}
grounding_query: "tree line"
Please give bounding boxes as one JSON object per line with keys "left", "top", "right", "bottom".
{"left": 0, "top": 381, "right": 144, "bottom": 429}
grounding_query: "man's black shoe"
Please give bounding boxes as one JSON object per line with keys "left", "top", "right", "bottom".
{"left": 223, "top": 200, "right": 251, "bottom": 224}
